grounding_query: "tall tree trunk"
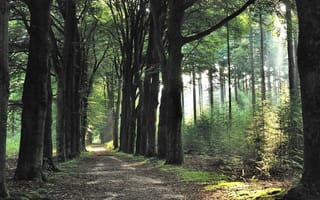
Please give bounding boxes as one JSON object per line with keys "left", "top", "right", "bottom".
{"left": 56, "top": 72, "right": 66, "bottom": 161}
{"left": 249, "top": 25, "right": 256, "bottom": 113}
{"left": 209, "top": 66, "right": 214, "bottom": 114}
{"left": 284, "top": 0, "right": 320, "bottom": 198}
{"left": 113, "top": 80, "right": 121, "bottom": 150}
{"left": 62, "top": 0, "right": 81, "bottom": 159}
{"left": 43, "top": 71, "right": 58, "bottom": 171}
{"left": 119, "top": 80, "right": 129, "bottom": 152}
{"left": 165, "top": 0, "right": 184, "bottom": 164}
{"left": 219, "top": 66, "right": 225, "bottom": 105}
{"left": 234, "top": 65, "right": 239, "bottom": 104}
{"left": 198, "top": 75, "right": 203, "bottom": 114}
{"left": 136, "top": 92, "right": 145, "bottom": 155}
{"left": 140, "top": 21, "right": 159, "bottom": 157}
{"left": 150, "top": 0, "right": 167, "bottom": 159}
{"left": 227, "top": 22, "right": 232, "bottom": 123}
{"left": 285, "top": 0, "right": 299, "bottom": 154}
{"left": 192, "top": 65, "right": 197, "bottom": 124}
{"left": 0, "top": 0, "right": 9, "bottom": 196}
{"left": 259, "top": 12, "right": 266, "bottom": 102}
{"left": 146, "top": 70, "right": 159, "bottom": 157}
{"left": 15, "top": 0, "right": 52, "bottom": 181}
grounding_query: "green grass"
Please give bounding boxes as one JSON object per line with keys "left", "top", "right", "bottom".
{"left": 161, "top": 166, "right": 228, "bottom": 183}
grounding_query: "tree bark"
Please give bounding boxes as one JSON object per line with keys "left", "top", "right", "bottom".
{"left": 0, "top": 0, "right": 9, "bottom": 196}
{"left": 249, "top": 24, "right": 256, "bottom": 113}
{"left": 285, "top": 0, "right": 299, "bottom": 154}
{"left": 209, "top": 66, "right": 214, "bottom": 114}
{"left": 43, "top": 72, "right": 58, "bottom": 171}
{"left": 62, "top": 0, "right": 81, "bottom": 159}
{"left": 113, "top": 80, "right": 121, "bottom": 150}
{"left": 219, "top": 66, "right": 225, "bottom": 105}
{"left": 165, "top": 0, "right": 184, "bottom": 164}
{"left": 259, "top": 12, "right": 266, "bottom": 102}
{"left": 284, "top": 0, "right": 320, "bottom": 199}
{"left": 15, "top": 0, "right": 52, "bottom": 181}
{"left": 150, "top": 0, "right": 167, "bottom": 159}
{"left": 192, "top": 65, "right": 197, "bottom": 124}
{"left": 227, "top": 22, "right": 232, "bottom": 123}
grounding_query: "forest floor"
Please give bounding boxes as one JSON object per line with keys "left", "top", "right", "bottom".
{"left": 4, "top": 145, "right": 292, "bottom": 200}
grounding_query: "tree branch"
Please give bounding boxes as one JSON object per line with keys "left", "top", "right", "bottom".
{"left": 184, "top": 0, "right": 198, "bottom": 10}
{"left": 182, "top": 0, "right": 255, "bottom": 44}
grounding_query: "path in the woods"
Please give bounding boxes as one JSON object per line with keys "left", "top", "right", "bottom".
{"left": 6, "top": 146, "right": 290, "bottom": 200}
{"left": 36, "top": 146, "right": 199, "bottom": 200}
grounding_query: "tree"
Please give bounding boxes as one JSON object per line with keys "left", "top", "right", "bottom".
{"left": 284, "top": 0, "right": 320, "bottom": 199}
{"left": 0, "top": 0, "right": 10, "bottom": 197}
{"left": 284, "top": 0, "right": 300, "bottom": 156}
{"left": 108, "top": 0, "right": 148, "bottom": 154}
{"left": 259, "top": 11, "right": 266, "bottom": 102}
{"left": 249, "top": 17, "right": 256, "bottom": 113}
{"left": 15, "top": 0, "right": 52, "bottom": 181}
{"left": 151, "top": 0, "right": 255, "bottom": 164}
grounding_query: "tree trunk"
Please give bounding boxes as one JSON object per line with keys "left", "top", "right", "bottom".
{"left": 234, "top": 65, "right": 239, "bottom": 104}
{"left": 140, "top": 22, "right": 159, "bottom": 157}
{"left": 209, "top": 66, "right": 214, "bottom": 114}
{"left": 165, "top": 0, "right": 184, "bottom": 164}
{"left": 119, "top": 81, "right": 129, "bottom": 152}
{"left": 259, "top": 12, "right": 266, "bottom": 102}
{"left": 227, "top": 22, "right": 232, "bottom": 123}
{"left": 136, "top": 93, "right": 145, "bottom": 155}
{"left": 150, "top": 0, "right": 167, "bottom": 160}
{"left": 43, "top": 72, "right": 58, "bottom": 171}
{"left": 192, "top": 65, "right": 197, "bottom": 124}
{"left": 62, "top": 0, "right": 81, "bottom": 159}
{"left": 113, "top": 80, "right": 121, "bottom": 150}
{"left": 285, "top": 0, "right": 299, "bottom": 154}
{"left": 249, "top": 25, "right": 256, "bottom": 113}
{"left": 15, "top": 0, "right": 52, "bottom": 181}
{"left": 219, "top": 66, "right": 225, "bottom": 105}
{"left": 56, "top": 72, "right": 66, "bottom": 161}
{"left": 0, "top": 0, "right": 9, "bottom": 196}
{"left": 284, "top": 0, "right": 320, "bottom": 198}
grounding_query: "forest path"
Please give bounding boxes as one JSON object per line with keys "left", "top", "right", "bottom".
{"left": 16, "top": 145, "right": 199, "bottom": 200}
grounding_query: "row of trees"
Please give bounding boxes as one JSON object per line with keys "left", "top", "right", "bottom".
{"left": 0, "top": 0, "right": 256, "bottom": 196}
{"left": 1, "top": 0, "right": 320, "bottom": 198}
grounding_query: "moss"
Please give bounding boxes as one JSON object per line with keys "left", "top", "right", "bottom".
{"left": 160, "top": 165, "right": 228, "bottom": 183}
{"left": 230, "top": 187, "right": 284, "bottom": 200}
{"left": 204, "top": 181, "right": 245, "bottom": 191}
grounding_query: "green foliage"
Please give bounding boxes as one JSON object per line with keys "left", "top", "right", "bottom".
{"left": 6, "top": 133, "right": 20, "bottom": 158}
{"left": 246, "top": 102, "right": 286, "bottom": 176}
{"left": 183, "top": 93, "right": 253, "bottom": 157}
{"left": 277, "top": 87, "right": 303, "bottom": 171}
{"left": 88, "top": 78, "right": 110, "bottom": 142}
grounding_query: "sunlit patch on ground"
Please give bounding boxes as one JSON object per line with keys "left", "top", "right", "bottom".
{"left": 204, "top": 180, "right": 286, "bottom": 199}
{"left": 86, "top": 145, "right": 106, "bottom": 152}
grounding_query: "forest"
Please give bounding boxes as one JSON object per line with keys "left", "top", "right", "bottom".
{"left": 1, "top": 0, "right": 320, "bottom": 199}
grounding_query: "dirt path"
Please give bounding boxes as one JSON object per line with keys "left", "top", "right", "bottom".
{"left": 7, "top": 146, "right": 200, "bottom": 200}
